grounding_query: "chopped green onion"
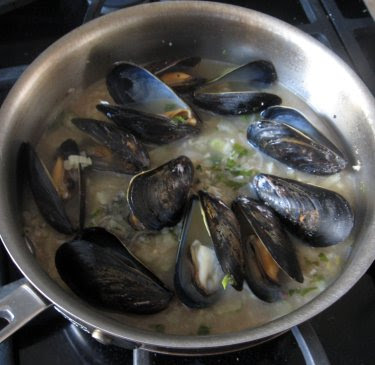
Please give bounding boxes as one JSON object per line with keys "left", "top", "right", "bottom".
{"left": 210, "top": 138, "right": 226, "bottom": 153}
{"left": 225, "top": 158, "right": 237, "bottom": 169}
{"left": 172, "top": 115, "right": 186, "bottom": 124}
{"left": 197, "top": 324, "right": 210, "bottom": 335}
{"left": 289, "top": 287, "right": 318, "bottom": 296}
{"left": 221, "top": 273, "right": 235, "bottom": 290}
{"left": 149, "top": 324, "right": 165, "bottom": 333}
{"left": 304, "top": 257, "right": 320, "bottom": 266}
{"left": 164, "top": 103, "right": 177, "bottom": 112}
{"left": 319, "top": 253, "right": 329, "bottom": 262}
{"left": 300, "top": 287, "right": 318, "bottom": 296}
{"left": 232, "top": 143, "right": 250, "bottom": 158}
{"left": 311, "top": 274, "right": 325, "bottom": 283}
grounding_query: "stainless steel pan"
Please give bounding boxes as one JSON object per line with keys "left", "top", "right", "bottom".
{"left": 0, "top": 1, "right": 374, "bottom": 355}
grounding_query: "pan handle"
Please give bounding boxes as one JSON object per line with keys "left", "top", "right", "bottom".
{"left": 0, "top": 278, "right": 50, "bottom": 343}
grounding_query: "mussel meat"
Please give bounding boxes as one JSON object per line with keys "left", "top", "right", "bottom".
{"left": 56, "top": 227, "right": 172, "bottom": 314}
{"left": 193, "top": 60, "right": 281, "bottom": 115}
{"left": 253, "top": 174, "right": 354, "bottom": 246}
{"left": 247, "top": 120, "right": 347, "bottom": 175}
{"left": 127, "top": 156, "right": 194, "bottom": 230}
{"left": 232, "top": 196, "right": 303, "bottom": 302}
{"left": 96, "top": 104, "right": 199, "bottom": 145}
{"left": 72, "top": 118, "right": 150, "bottom": 174}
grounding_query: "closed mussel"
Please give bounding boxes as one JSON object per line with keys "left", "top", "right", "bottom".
{"left": 194, "top": 60, "right": 281, "bottom": 115}
{"left": 72, "top": 118, "right": 149, "bottom": 174}
{"left": 232, "top": 196, "right": 303, "bottom": 302}
{"left": 96, "top": 104, "right": 199, "bottom": 145}
{"left": 127, "top": 156, "right": 194, "bottom": 230}
{"left": 253, "top": 174, "right": 354, "bottom": 246}
{"left": 56, "top": 227, "right": 172, "bottom": 314}
{"left": 247, "top": 109, "right": 347, "bottom": 175}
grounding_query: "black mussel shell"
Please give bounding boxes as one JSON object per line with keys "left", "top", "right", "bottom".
{"left": 232, "top": 197, "right": 303, "bottom": 288}
{"left": 247, "top": 120, "right": 347, "bottom": 175}
{"left": 174, "top": 196, "right": 222, "bottom": 308}
{"left": 106, "top": 62, "right": 194, "bottom": 113}
{"left": 79, "top": 227, "right": 171, "bottom": 292}
{"left": 21, "top": 142, "right": 75, "bottom": 234}
{"left": 127, "top": 156, "right": 194, "bottom": 230}
{"left": 253, "top": 174, "right": 354, "bottom": 246}
{"left": 198, "top": 191, "right": 244, "bottom": 291}
{"left": 72, "top": 118, "right": 149, "bottom": 174}
{"left": 145, "top": 57, "right": 201, "bottom": 75}
{"left": 261, "top": 106, "right": 346, "bottom": 158}
{"left": 97, "top": 104, "right": 199, "bottom": 145}
{"left": 193, "top": 60, "right": 280, "bottom": 115}
{"left": 56, "top": 239, "right": 172, "bottom": 314}
{"left": 193, "top": 92, "right": 282, "bottom": 115}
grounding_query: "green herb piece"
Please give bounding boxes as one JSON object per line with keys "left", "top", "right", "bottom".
{"left": 221, "top": 178, "right": 245, "bottom": 190}
{"left": 319, "top": 253, "right": 329, "bottom": 262}
{"left": 311, "top": 274, "right": 325, "bottom": 283}
{"left": 300, "top": 287, "right": 318, "bottom": 296}
{"left": 232, "top": 143, "right": 250, "bottom": 158}
{"left": 221, "top": 274, "right": 235, "bottom": 290}
{"left": 172, "top": 115, "right": 186, "bottom": 124}
{"left": 164, "top": 103, "right": 177, "bottom": 112}
{"left": 289, "top": 287, "right": 318, "bottom": 296}
{"left": 228, "top": 168, "right": 258, "bottom": 177}
{"left": 196, "top": 164, "right": 202, "bottom": 171}
{"left": 210, "top": 138, "right": 226, "bottom": 153}
{"left": 225, "top": 158, "right": 237, "bottom": 169}
{"left": 197, "top": 324, "right": 210, "bottom": 335}
{"left": 304, "top": 257, "right": 320, "bottom": 266}
{"left": 240, "top": 114, "right": 249, "bottom": 123}
{"left": 89, "top": 208, "right": 104, "bottom": 220}
{"left": 149, "top": 324, "right": 165, "bottom": 333}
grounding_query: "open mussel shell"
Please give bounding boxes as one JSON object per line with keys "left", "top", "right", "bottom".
{"left": 193, "top": 60, "right": 281, "bottom": 115}
{"left": 174, "top": 196, "right": 222, "bottom": 308}
{"left": 55, "top": 232, "right": 172, "bottom": 314}
{"left": 232, "top": 196, "right": 303, "bottom": 302}
{"left": 145, "top": 56, "right": 204, "bottom": 92}
{"left": 261, "top": 106, "right": 346, "bottom": 158}
{"left": 96, "top": 104, "right": 199, "bottom": 145}
{"left": 21, "top": 142, "right": 81, "bottom": 235}
{"left": 253, "top": 174, "right": 354, "bottom": 246}
{"left": 198, "top": 191, "right": 244, "bottom": 291}
{"left": 127, "top": 156, "right": 194, "bottom": 230}
{"left": 106, "top": 62, "right": 198, "bottom": 117}
{"left": 247, "top": 120, "right": 347, "bottom": 175}
{"left": 72, "top": 118, "right": 149, "bottom": 174}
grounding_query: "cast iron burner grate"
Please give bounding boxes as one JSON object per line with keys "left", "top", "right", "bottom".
{"left": 0, "top": 0, "right": 374, "bottom": 364}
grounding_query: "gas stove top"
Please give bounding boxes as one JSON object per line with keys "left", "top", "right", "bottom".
{"left": 0, "top": 1, "right": 374, "bottom": 364}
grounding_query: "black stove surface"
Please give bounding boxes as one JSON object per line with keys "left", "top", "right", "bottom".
{"left": 0, "top": 1, "right": 374, "bottom": 364}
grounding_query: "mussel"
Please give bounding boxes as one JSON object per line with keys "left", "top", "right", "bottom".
{"left": 96, "top": 104, "right": 199, "bottom": 145}
{"left": 21, "top": 141, "right": 84, "bottom": 234}
{"left": 174, "top": 196, "right": 222, "bottom": 308}
{"left": 193, "top": 60, "right": 281, "bottom": 115}
{"left": 72, "top": 118, "right": 150, "bottom": 174}
{"left": 56, "top": 227, "right": 172, "bottom": 314}
{"left": 253, "top": 174, "right": 354, "bottom": 246}
{"left": 127, "top": 156, "right": 194, "bottom": 230}
{"left": 247, "top": 119, "right": 347, "bottom": 175}
{"left": 145, "top": 56, "right": 204, "bottom": 92}
{"left": 232, "top": 196, "right": 303, "bottom": 302}
{"left": 198, "top": 191, "right": 244, "bottom": 291}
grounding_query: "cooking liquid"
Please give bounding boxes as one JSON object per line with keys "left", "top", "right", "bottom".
{"left": 22, "top": 59, "right": 356, "bottom": 336}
